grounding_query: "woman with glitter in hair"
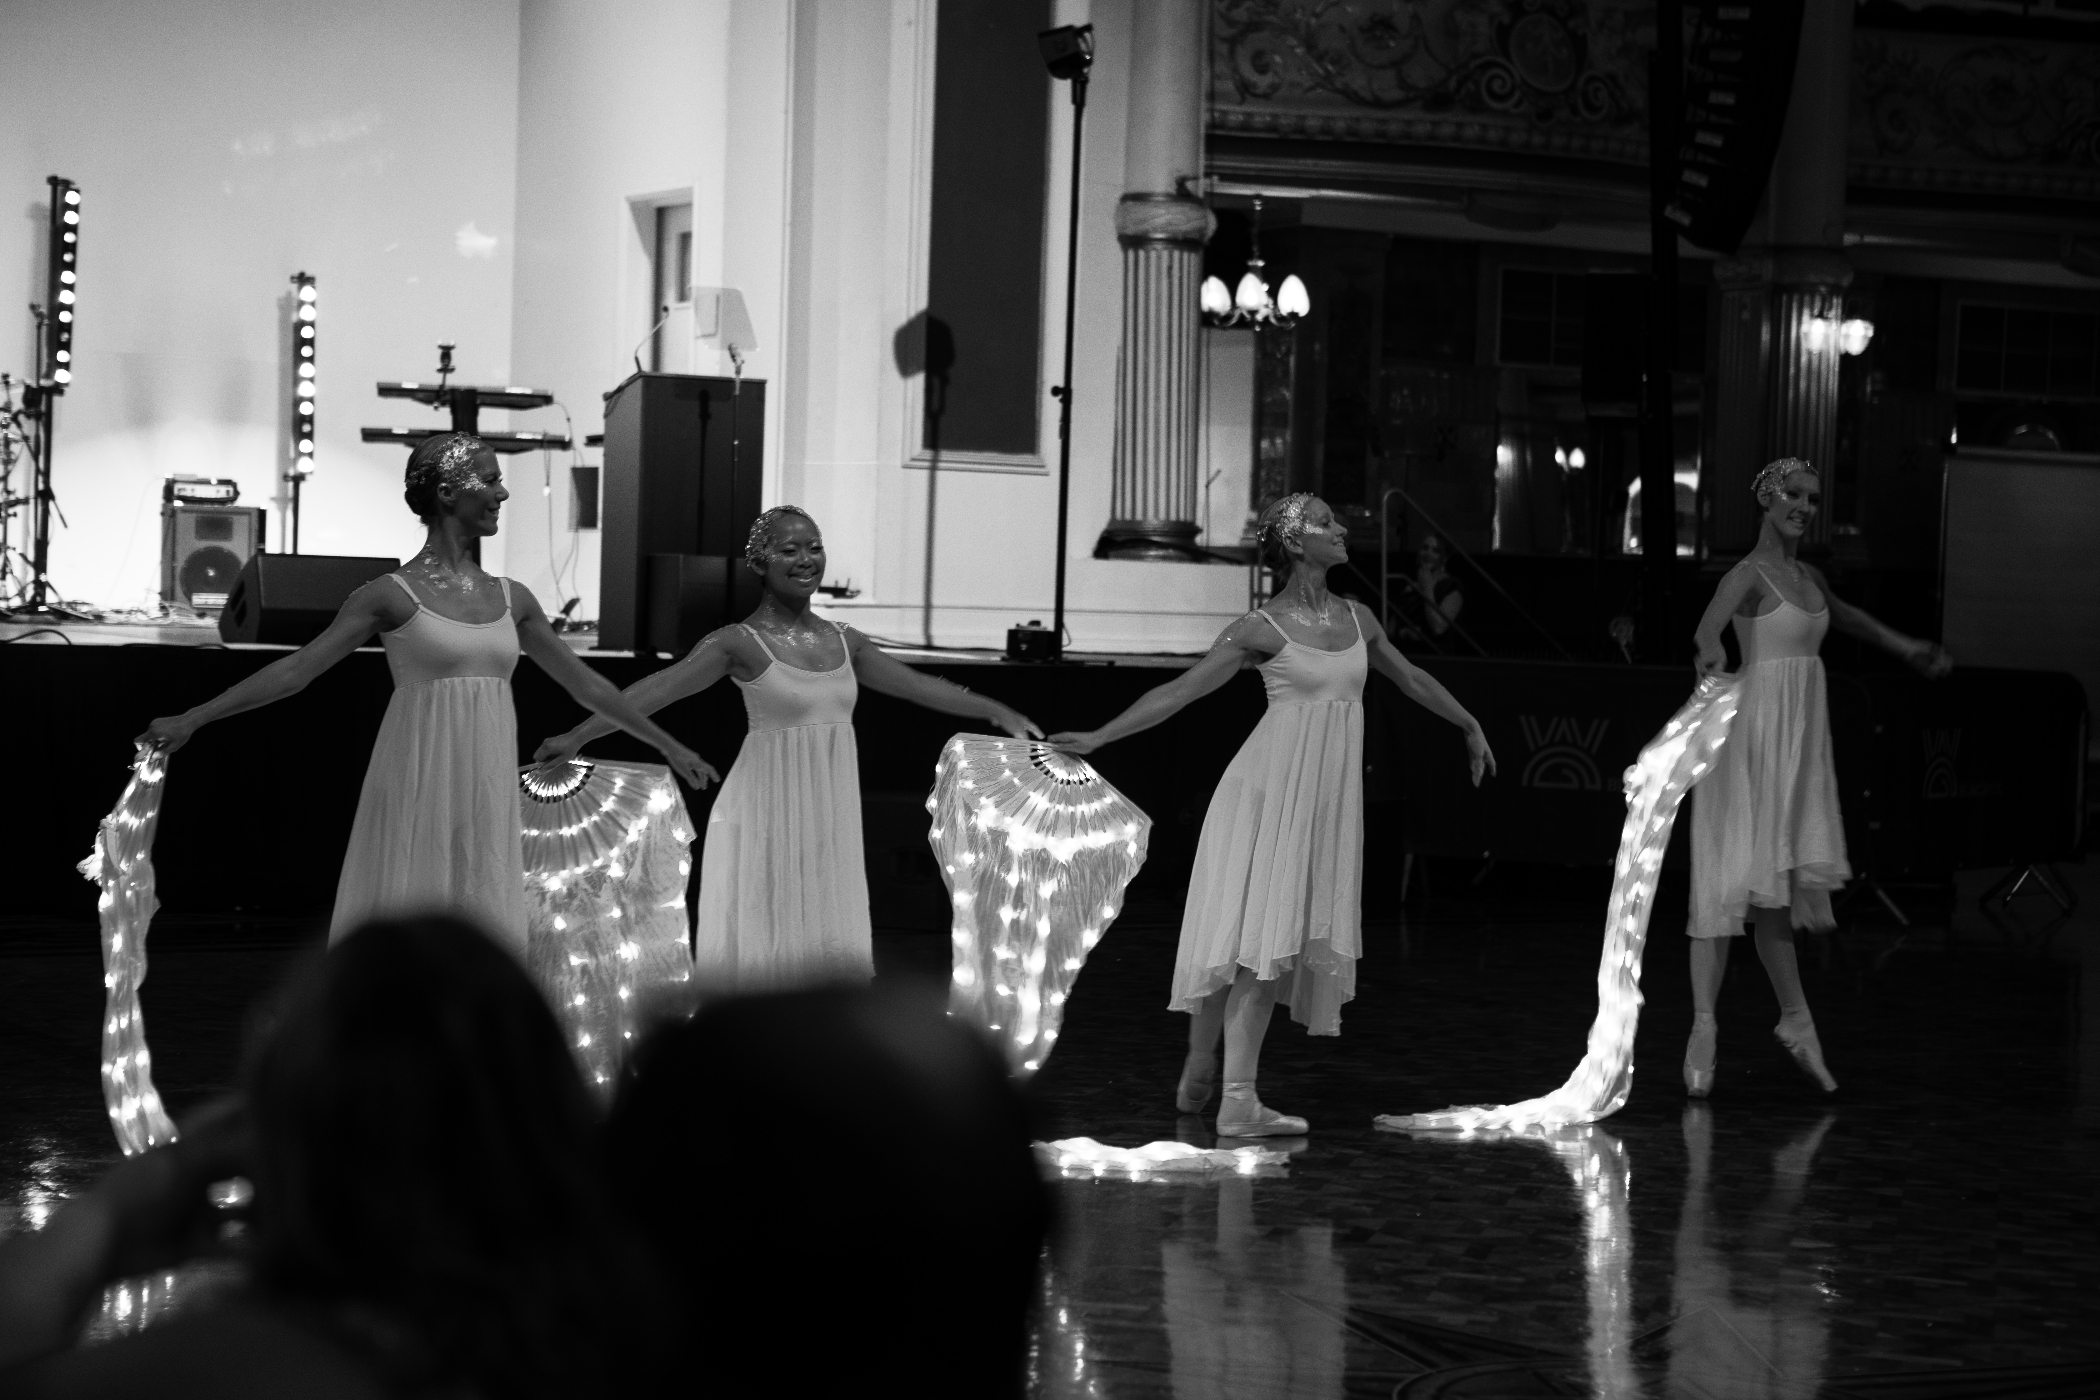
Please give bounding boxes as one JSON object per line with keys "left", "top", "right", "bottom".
{"left": 534, "top": 505, "right": 1041, "bottom": 991}
{"left": 1051, "top": 495, "right": 1495, "bottom": 1136}
{"left": 138, "top": 433, "right": 712, "bottom": 952}
{"left": 1684, "top": 458, "right": 1951, "bottom": 1098}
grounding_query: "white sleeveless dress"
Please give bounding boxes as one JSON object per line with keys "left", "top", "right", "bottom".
{"left": 692, "top": 621, "right": 873, "bottom": 991}
{"left": 1170, "top": 607, "right": 1365, "bottom": 1036}
{"left": 1688, "top": 573, "right": 1851, "bottom": 938}
{"left": 329, "top": 574, "right": 527, "bottom": 954}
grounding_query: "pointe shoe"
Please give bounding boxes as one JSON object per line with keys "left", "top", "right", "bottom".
{"left": 1684, "top": 1016, "right": 1718, "bottom": 1099}
{"left": 1215, "top": 1082, "right": 1310, "bottom": 1138}
{"left": 1175, "top": 1054, "right": 1218, "bottom": 1114}
{"left": 1774, "top": 1016, "right": 1838, "bottom": 1094}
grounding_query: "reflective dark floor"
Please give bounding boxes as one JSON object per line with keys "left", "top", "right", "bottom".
{"left": 3, "top": 868, "right": 2096, "bottom": 1398}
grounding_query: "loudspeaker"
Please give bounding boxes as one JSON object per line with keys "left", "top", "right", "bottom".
{"left": 645, "top": 553, "right": 763, "bottom": 656}
{"left": 218, "top": 554, "right": 399, "bottom": 645}
{"left": 161, "top": 504, "right": 265, "bottom": 611}
{"left": 598, "top": 372, "right": 765, "bottom": 653}
{"left": 1665, "top": 0, "right": 1807, "bottom": 255}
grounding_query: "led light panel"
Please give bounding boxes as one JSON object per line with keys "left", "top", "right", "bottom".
{"left": 520, "top": 760, "right": 697, "bottom": 1092}
{"left": 1377, "top": 676, "right": 1743, "bottom": 1132}
{"left": 927, "top": 736, "right": 1151, "bottom": 1076}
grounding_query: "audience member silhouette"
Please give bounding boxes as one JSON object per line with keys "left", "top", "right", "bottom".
{"left": 0, "top": 915, "right": 667, "bottom": 1398}
{"left": 606, "top": 985, "right": 1051, "bottom": 1398}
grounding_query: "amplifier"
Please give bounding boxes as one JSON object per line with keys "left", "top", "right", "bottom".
{"left": 161, "top": 503, "right": 265, "bottom": 612}
{"left": 218, "top": 554, "right": 399, "bottom": 645}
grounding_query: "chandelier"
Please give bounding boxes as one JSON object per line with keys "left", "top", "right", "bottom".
{"left": 1201, "top": 196, "right": 1309, "bottom": 329}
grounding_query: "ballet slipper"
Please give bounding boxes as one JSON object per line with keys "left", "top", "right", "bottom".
{"left": 1174, "top": 1052, "right": 1217, "bottom": 1114}
{"left": 1773, "top": 1014, "right": 1838, "bottom": 1094}
{"left": 1215, "top": 1081, "right": 1309, "bottom": 1138}
{"left": 1684, "top": 1013, "right": 1717, "bottom": 1099}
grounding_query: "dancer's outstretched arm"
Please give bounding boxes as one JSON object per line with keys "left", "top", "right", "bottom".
{"left": 514, "top": 586, "right": 720, "bottom": 788}
{"left": 1804, "top": 563, "right": 1952, "bottom": 676}
{"left": 135, "top": 579, "right": 409, "bottom": 752}
{"left": 1047, "top": 616, "right": 1274, "bottom": 754}
{"left": 1691, "top": 562, "right": 1761, "bottom": 678}
{"left": 532, "top": 626, "right": 748, "bottom": 770}
{"left": 1356, "top": 601, "right": 1496, "bottom": 787}
{"left": 847, "top": 630, "right": 1043, "bottom": 738}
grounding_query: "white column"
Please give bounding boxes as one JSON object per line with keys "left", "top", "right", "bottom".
{"left": 1097, "top": 0, "right": 1212, "bottom": 559}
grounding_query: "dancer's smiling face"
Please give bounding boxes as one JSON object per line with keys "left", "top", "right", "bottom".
{"left": 1289, "top": 498, "right": 1349, "bottom": 569}
{"left": 440, "top": 450, "right": 507, "bottom": 537}
{"left": 1760, "top": 469, "right": 1820, "bottom": 541}
{"left": 757, "top": 514, "right": 825, "bottom": 600}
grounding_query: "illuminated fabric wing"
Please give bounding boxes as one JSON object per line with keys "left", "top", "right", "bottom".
{"left": 77, "top": 745, "right": 178, "bottom": 1155}
{"left": 521, "top": 760, "right": 697, "bottom": 1092}
{"left": 1377, "top": 676, "right": 1742, "bottom": 1132}
{"left": 928, "top": 736, "right": 1152, "bottom": 1075}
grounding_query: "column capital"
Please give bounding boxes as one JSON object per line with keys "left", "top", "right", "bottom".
{"left": 1715, "top": 246, "right": 1853, "bottom": 293}
{"left": 1114, "top": 194, "right": 1214, "bottom": 250}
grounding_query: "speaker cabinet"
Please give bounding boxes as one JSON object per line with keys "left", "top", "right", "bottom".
{"left": 218, "top": 554, "right": 399, "bottom": 645}
{"left": 598, "top": 372, "right": 765, "bottom": 653}
{"left": 1666, "top": 0, "right": 1806, "bottom": 254}
{"left": 161, "top": 504, "right": 265, "bottom": 612}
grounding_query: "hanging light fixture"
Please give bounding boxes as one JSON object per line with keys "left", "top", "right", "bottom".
{"left": 1201, "top": 196, "right": 1308, "bottom": 329}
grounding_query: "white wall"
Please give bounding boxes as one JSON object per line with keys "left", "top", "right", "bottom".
{"left": 0, "top": 0, "right": 520, "bottom": 608}
{"left": 506, "top": 0, "right": 795, "bottom": 619}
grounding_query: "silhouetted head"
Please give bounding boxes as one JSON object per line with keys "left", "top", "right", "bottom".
{"left": 607, "top": 985, "right": 1049, "bottom": 1398}
{"left": 244, "top": 915, "right": 656, "bottom": 1397}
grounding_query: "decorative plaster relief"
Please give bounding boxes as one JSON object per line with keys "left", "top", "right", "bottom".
{"left": 1851, "top": 33, "right": 2100, "bottom": 199}
{"left": 1209, "top": 0, "right": 1650, "bottom": 164}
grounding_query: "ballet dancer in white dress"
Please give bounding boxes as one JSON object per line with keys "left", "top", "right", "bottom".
{"left": 1685, "top": 458, "right": 1952, "bottom": 1096}
{"left": 139, "top": 434, "right": 711, "bottom": 954}
{"left": 535, "top": 506, "right": 1041, "bottom": 991}
{"left": 1052, "top": 495, "right": 1495, "bottom": 1136}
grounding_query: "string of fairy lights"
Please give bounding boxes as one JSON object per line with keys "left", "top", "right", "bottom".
{"left": 1378, "top": 676, "right": 1744, "bottom": 1133}
{"left": 76, "top": 745, "right": 179, "bottom": 1156}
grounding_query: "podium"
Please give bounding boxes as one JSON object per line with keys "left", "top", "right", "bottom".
{"left": 597, "top": 372, "right": 765, "bottom": 654}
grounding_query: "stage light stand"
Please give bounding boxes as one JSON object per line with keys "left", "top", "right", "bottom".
{"left": 287, "top": 272, "right": 318, "bottom": 554}
{"left": 1040, "top": 23, "right": 1093, "bottom": 663}
{"left": 5, "top": 176, "right": 88, "bottom": 623}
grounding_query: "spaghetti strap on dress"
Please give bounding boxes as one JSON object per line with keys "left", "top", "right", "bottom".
{"left": 1688, "top": 567, "right": 1850, "bottom": 938}
{"left": 1170, "top": 605, "right": 1366, "bottom": 1035}
{"left": 692, "top": 620, "right": 872, "bottom": 991}
{"left": 329, "top": 574, "right": 527, "bottom": 954}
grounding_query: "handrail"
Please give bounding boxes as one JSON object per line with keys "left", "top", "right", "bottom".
{"left": 1379, "top": 484, "right": 1576, "bottom": 662}
{"left": 1349, "top": 555, "right": 1483, "bottom": 657}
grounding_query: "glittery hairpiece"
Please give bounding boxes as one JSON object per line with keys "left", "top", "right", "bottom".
{"left": 406, "top": 433, "right": 489, "bottom": 497}
{"left": 1257, "top": 493, "right": 1316, "bottom": 561}
{"left": 1751, "top": 457, "right": 1813, "bottom": 503}
{"left": 744, "top": 505, "right": 818, "bottom": 569}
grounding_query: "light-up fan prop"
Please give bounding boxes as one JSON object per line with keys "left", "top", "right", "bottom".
{"left": 77, "top": 745, "right": 179, "bottom": 1155}
{"left": 521, "top": 760, "right": 697, "bottom": 1092}
{"left": 928, "top": 736, "right": 1151, "bottom": 1075}
{"left": 1378, "top": 676, "right": 1743, "bottom": 1132}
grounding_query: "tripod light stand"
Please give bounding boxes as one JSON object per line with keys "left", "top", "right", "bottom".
{"left": 1039, "top": 23, "right": 1093, "bottom": 662}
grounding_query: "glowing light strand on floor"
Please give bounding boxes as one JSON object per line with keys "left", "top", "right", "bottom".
{"left": 1035, "top": 1137, "right": 1292, "bottom": 1179}
{"left": 1377, "top": 677, "right": 1742, "bottom": 1132}
{"left": 520, "top": 760, "right": 697, "bottom": 1093}
{"left": 76, "top": 745, "right": 179, "bottom": 1155}
{"left": 928, "top": 736, "right": 1151, "bottom": 1076}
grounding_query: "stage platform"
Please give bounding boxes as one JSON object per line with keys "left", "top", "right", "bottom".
{"left": 3, "top": 620, "right": 2085, "bottom": 925}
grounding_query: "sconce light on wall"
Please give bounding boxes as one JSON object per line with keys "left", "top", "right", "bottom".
{"left": 1201, "top": 196, "right": 1309, "bottom": 330}
{"left": 1802, "top": 308, "right": 1874, "bottom": 357}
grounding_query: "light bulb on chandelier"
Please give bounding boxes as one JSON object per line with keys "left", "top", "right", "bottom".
{"left": 1202, "top": 195, "right": 1308, "bottom": 330}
